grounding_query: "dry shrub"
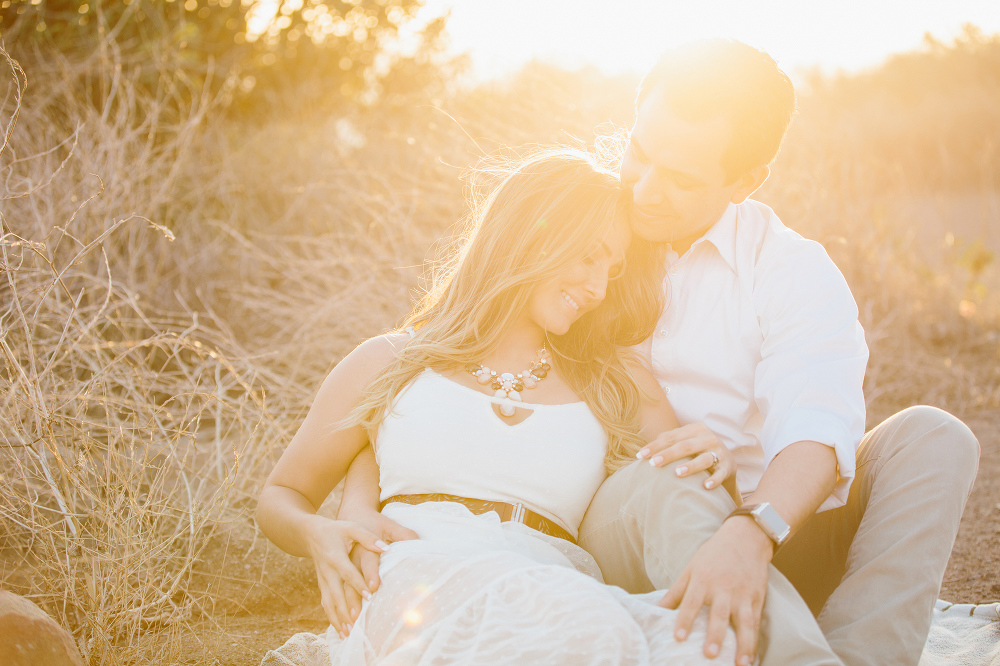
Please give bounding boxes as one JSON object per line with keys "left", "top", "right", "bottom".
{"left": 0, "top": 46, "right": 291, "bottom": 664}
{"left": 0, "top": 32, "right": 454, "bottom": 663}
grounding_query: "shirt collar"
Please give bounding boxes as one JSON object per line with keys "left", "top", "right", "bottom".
{"left": 690, "top": 203, "right": 739, "bottom": 273}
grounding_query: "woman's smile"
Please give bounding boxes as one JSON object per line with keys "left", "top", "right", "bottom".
{"left": 560, "top": 290, "right": 580, "bottom": 312}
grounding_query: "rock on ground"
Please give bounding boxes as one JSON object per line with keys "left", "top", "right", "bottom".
{"left": 0, "top": 591, "right": 84, "bottom": 666}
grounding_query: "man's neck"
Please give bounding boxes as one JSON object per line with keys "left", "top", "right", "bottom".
{"left": 669, "top": 238, "right": 696, "bottom": 257}
{"left": 670, "top": 204, "right": 735, "bottom": 257}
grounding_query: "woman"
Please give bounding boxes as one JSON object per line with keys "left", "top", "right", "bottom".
{"left": 257, "top": 149, "right": 737, "bottom": 664}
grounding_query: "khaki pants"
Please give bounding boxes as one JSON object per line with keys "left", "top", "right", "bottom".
{"left": 578, "top": 406, "right": 979, "bottom": 666}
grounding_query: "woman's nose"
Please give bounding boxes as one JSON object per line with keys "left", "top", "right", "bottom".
{"left": 583, "top": 268, "right": 609, "bottom": 302}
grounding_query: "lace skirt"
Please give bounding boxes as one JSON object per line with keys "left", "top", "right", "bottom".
{"left": 327, "top": 501, "right": 736, "bottom": 665}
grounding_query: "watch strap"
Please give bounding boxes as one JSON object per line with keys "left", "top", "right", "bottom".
{"left": 728, "top": 502, "right": 791, "bottom": 547}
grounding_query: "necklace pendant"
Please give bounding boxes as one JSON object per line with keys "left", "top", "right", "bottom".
{"left": 471, "top": 349, "right": 548, "bottom": 416}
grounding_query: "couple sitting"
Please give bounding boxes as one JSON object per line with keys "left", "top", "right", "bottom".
{"left": 257, "top": 40, "right": 979, "bottom": 665}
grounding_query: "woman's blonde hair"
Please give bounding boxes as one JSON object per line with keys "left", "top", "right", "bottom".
{"left": 348, "top": 147, "right": 665, "bottom": 472}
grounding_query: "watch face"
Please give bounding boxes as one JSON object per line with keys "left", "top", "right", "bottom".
{"left": 754, "top": 504, "right": 791, "bottom": 543}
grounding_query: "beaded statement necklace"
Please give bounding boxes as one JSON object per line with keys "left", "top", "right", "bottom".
{"left": 467, "top": 349, "right": 551, "bottom": 417}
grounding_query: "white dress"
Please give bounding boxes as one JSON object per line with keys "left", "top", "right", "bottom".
{"left": 326, "top": 369, "right": 736, "bottom": 665}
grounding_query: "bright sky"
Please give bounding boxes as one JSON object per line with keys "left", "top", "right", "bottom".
{"left": 419, "top": 0, "right": 1000, "bottom": 81}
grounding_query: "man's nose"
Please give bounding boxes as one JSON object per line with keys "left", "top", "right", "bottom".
{"left": 630, "top": 168, "right": 663, "bottom": 208}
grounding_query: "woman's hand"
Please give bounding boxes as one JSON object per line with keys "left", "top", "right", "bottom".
{"left": 304, "top": 514, "right": 388, "bottom": 636}
{"left": 636, "top": 423, "right": 736, "bottom": 492}
{"left": 335, "top": 508, "right": 419, "bottom": 631}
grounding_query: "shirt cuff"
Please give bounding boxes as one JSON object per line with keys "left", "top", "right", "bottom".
{"left": 766, "top": 410, "right": 858, "bottom": 511}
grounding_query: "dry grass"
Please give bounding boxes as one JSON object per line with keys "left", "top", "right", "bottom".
{"left": 0, "top": 37, "right": 446, "bottom": 663}
{"left": 0, "top": 28, "right": 998, "bottom": 666}
{"left": 0, "top": 47, "right": 285, "bottom": 663}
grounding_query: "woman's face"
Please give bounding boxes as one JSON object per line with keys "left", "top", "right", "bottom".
{"left": 525, "top": 219, "right": 631, "bottom": 336}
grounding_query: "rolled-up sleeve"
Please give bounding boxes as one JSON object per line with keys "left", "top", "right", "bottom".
{"left": 753, "top": 234, "right": 869, "bottom": 511}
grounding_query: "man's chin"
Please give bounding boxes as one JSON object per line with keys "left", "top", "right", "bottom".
{"left": 629, "top": 213, "right": 677, "bottom": 243}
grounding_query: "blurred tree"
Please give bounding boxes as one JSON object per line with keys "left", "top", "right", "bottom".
{"left": 0, "top": 0, "right": 448, "bottom": 113}
{"left": 796, "top": 24, "right": 1000, "bottom": 191}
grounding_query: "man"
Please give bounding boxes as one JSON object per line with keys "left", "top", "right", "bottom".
{"left": 335, "top": 39, "right": 979, "bottom": 666}
{"left": 574, "top": 39, "right": 979, "bottom": 666}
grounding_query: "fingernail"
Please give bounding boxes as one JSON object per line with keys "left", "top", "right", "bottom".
{"left": 650, "top": 455, "right": 663, "bottom": 467}
{"left": 362, "top": 590, "right": 372, "bottom": 601}
{"left": 351, "top": 607, "right": 358, "bottom": 619}
{"left": 369, "top": 579, "right": 377, "bottom": 589}
{"left": 675, "top": 465, "right": 687, "bottom": 476}
{"left": 338, "top": 631, "right": 345, "bottom": 640}
{"left": 346, "top": 623, "right": 353, "bottom": 632}
{"left": 636, "top": 448, "right": 649, "bottom": 459}
{"left": 675, "top": 628, "right": 687, "bottom": 640}
{"left": 375, "top": 540, "right": 390, "bottom": 551}
{"left": 738, "top": 656, "right": 751, "bottom": 666}
{"left": 704, "top": 479, "right": 714, "bottom": 489}
{"left": 706, "top": 643, "right": 719, "bottom": 657}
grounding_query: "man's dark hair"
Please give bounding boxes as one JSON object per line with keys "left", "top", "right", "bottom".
{"left": 637, "top": 39, "right": 796, "bottom": 183}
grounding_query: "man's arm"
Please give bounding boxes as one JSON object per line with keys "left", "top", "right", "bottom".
{"left": 336, "top": 446, "right": 418, "bottom": 624}
{"left": 658, "top": 222, "right": 865, "bottom": 665}
{"left": 339, "top": 445, "right": 382, "bottom": 519}
{"left": 660, "top": 441, "right": 837, "bottom": 666}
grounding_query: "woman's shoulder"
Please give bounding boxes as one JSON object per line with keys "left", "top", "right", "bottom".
{"left": 340, "top": 333, "right": 411, "bottom": 374}
{"left": 623, "top": 354, "right": 664, "bottom": 397}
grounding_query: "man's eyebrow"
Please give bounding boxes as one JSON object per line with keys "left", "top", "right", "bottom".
{"left": 630, "top": 135, "right": 705, "bottom": 186}
{"left": 662, "top": 167, "right": 706, "bottom": 186}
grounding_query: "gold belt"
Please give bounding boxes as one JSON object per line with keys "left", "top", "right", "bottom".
{"left": 380, "top": 493, "right": 576, "bottom": 543}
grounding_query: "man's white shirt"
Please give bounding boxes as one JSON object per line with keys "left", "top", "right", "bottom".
{"left": 642, "top": 200, "right": 869, "bottom": 510}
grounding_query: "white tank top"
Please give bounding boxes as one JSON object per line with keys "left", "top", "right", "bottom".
{"left": 375, "top": 369, "right": 608, "bottom": 538}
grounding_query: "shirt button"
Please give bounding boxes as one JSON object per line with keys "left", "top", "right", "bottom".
{"left": 663, "top": 385, "right": 671, "bottom": 394}
{"left": 669, "top": 268, "right": 677, "bottom": 276}
{"left": 657, "top": 329, "right": 668, "bottom": 338}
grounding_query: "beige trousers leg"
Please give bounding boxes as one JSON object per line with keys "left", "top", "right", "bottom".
{"left": 772, "top": 406, "right": 979, "bottom": 666}
{"left": 579, "top": 458, "right": 841, "bottom": 666}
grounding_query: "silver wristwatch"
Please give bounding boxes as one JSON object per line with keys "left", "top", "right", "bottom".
{"left": 728, "top": 502, "right": 791, "bottom": 548}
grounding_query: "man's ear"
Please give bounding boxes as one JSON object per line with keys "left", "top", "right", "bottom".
{"left": 730, "top": 165, "right": 770, "bottom": 204}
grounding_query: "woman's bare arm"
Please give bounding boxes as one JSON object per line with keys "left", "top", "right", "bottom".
{"left": 256, "top": 334, "right": 411, "bottom": 630}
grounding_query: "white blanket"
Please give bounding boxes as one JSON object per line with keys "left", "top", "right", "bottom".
{"left": 918, "top": 600, "right": 1000, "bottom": 666}
{"left": 262, "top": 599, "right": 1000, "bottom": 665}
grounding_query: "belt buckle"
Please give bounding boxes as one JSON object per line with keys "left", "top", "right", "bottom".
{"left": 510, "top": 502, "right": 526, "bottom": 524}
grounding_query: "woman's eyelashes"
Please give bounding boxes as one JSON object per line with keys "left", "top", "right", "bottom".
{"left": 581, "top": 252, "right": 623, "bottom": 280}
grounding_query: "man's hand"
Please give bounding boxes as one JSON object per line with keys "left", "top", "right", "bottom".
{"left": 659, "top": 516, "right": 773, "bottom": 666}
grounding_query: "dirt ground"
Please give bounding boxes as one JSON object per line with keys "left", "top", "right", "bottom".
{"left": 153, "top": 409, "right": 1000, "bottom": 666}
{"left": 938, "top": 411, "right": 1000, "bottom": 602}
